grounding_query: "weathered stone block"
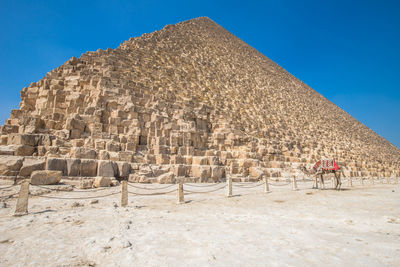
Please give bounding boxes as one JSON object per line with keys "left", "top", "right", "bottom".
{"left": 80, "top": 159, "right": 98, "bottom": 177}
{"left": 157, "top": 172, "right": 176, "bottom": 184}
{"left": 30, "top": 170, "right": 62, "bottom": 185}
{"left": 15, "top": 145, "right": 35, "bottom": 156}
{"left": 19, "top": 158, "right": 45, "bottom": 177}
{"left": 71, "top": 147, "right": 97, "bottom": 159}
{"left": 0, "top": 155, "right": 24, "bottom": 176}
{"left": 66, "top": 158, "right": 81, "bottom": 176}
{"left": 192, "top": 165, "right": 211, "bottom": 181}
{"left": 97, "top": 160, "right": 117, "bottom": 177}
{"left": 117, "top": 162, "right": 131, "bottom": 178}
{"left": 192, "top": 156, "right": 208, "bottom": 165}
{"left": 93, "top": 176, "right": 111, "bottom": 187}
{"left": 211, "top": 166, "right": 225, "bottom": 181}
{"left": 46, "top": 158, "right": 67, "bottom": 175}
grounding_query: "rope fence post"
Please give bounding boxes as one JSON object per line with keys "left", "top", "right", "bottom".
{"left": 348, "top": 177, "right": 353, "bottom": 187}
{"left": 360, "top": 177, "right": 364, "bottom": 186}
{"left": 226, "top": 176, "right": 232, "bottom": 197}
{"left": 371, "top": 177, "right": 375, "bottom": 185}
{"left": 396, "top": 176, "right": 399, "bottom": 184}
{"left": 292, "top": 176, "right": 298, "bottom": 191}
{"left": 386, "top": 176, "right": 390, "bottom": 184}
{"left": 14, "top": 179, "right": 30, "bottom": 216}
{"left": 264, "top": 176, "right": 270, "bottom": 193}
{"left": 121, "top": 180, "right": 128, "bottom": 207}
{"left": 177, "top": 182, "right": 184, "bottom": 204}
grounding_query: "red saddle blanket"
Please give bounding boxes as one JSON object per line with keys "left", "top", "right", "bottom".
{"left": 313, "top": 159, "right": 340, "bottom": 171}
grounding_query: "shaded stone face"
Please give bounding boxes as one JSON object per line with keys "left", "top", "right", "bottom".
{"left": 0, "top": 17, "right": 399, "bottom": 183}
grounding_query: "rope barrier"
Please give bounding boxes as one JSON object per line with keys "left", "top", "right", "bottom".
{"left": 184, "top": 185, "right": 227, "bottom": 194}
{"left": 268, "top": 182, "right": 291, "bottom": 187}
{"left": 0, "top": 193, "right": 18, "bottom": 198}
{"left": 128, "top": 188, "right": 177, "bottom": 196}
{"left": 127, "top": 183, "right": 175, "bottom": 191}
{"left": 183, "top": 183, "right": 222, "bottom": 188}
{"left": 33, "top": 191, "right": 121, "bottom": 200}
{"left": 30, "top": 184, "right": 110, "bottom": 193}
{"left": 0, "top": 185, "right": 16, "bottom": 190}
{"left": 232, "top": 182, "right": 265, "bottom": 189}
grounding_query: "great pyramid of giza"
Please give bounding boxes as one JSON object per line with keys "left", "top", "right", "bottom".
{"left": 1, "top": 17, "right": 399, "bottom": 185}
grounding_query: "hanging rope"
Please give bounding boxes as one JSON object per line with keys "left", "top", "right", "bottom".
{"left": 268, "top": 182, "right": 291, "bottom": 187}
{"left": 232, "top": 182, "right": 265, "bottom": 189}
{"left": 0, "top": 185, "right": 16, "bottom": 190}
{"left": 184, "top": 185, "right": 227, "bottom": 194}
{"left": 0, "top": 193, "right": 18, "bottom": 198}
{"left": 184, "top": 183, "right": 222, "bottom": 188}
{"left": 127, "top": 183, "right": 175, "bottom": 191}
{"left": 128, "top": 188, "right": 177, "bottom": 196}
{"left": 33, "top": 191, "right": 121, "bottom": 200}
{"left": 30, "top": 184, "right": 110, "bottom": 192}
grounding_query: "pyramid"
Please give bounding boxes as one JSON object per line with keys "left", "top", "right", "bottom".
{"left": 1, "top": 17, "right": 399, "bottom": 184}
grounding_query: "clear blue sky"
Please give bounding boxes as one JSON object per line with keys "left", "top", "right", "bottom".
{"left": 1, "top": 0, "right": 399, "bottom": 148}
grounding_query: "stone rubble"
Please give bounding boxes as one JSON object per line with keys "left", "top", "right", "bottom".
{"left": 0, "top": 17, "right": 399, "bottom": 185}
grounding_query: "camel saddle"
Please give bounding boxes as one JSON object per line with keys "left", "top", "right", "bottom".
{"left": 313, "top": 159, "right": 340, "bottom": 171}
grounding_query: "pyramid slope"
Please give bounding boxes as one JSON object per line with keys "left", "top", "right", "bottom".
{"left": 1, "top": 17, "right": 399, "bottom": 182}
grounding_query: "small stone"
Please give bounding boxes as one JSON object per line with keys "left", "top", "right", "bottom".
{"left": 90, "top": 199, "right": 99, "bottom": 204}
{"left": 113, "top": 202, "right": 118, "bottom": 208}
{"left": 122, "top": 240, "right": 132, "bottom": 248}
{"left": 71, "top": 202, "right": 84, "bottom": 208}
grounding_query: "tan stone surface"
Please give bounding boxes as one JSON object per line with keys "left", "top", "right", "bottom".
{"left": 30, "top": 170, "right": 62, "bottom": 185}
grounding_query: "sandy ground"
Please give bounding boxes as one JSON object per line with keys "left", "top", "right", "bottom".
{"left": 0, "top": 179, "right": 399, "bottom": 267}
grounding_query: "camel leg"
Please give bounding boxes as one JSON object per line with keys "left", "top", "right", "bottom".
{"left": 313, "top": 175, "right": 318, "bottom": 189}
{"left": 320, "top": 174, "right": 325, "bottom": 190}
{"left": 337, "top": 173, "right": 342, "bottom": 190}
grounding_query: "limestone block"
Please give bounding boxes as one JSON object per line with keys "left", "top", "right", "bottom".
{"left": 0, "top": 155, "right": 24, "bottom": 176}
{"left": 208, "top": 156, "right": 220, "bottom": 165}
{"left": 157, "top": 172, "right": 176, "bottom": 184}
{"left": 98, "top": 150, "right": 110, "bottom": 160}
{"left": 80, "top": 159, "right": 98, "bottom": 177}
{"left": 46, "top": 158, "right": 67, "bottom": 175}
{"left": 0, "top": 145, "right": 16, "bottom": 156}
{"left": 71, "top": 147, "right": 97, "bottom": 159}
{"left": 66, "top": 158, "right": 81, "bottom": 176}
{"left": 192, "top": 156, "right": 208, "bottom": 165}
{"left": 192, "top": 165, "right": 211, "bottom": 181}
{"left": 15, "top": 145, "right": 35, "bottom": 156}
{"left": 30, "top": 170, "right": 62, "bottom": 185}
{"left": 211, "top": 166, "right": 225, "bottom": 180}
{"left": 0, "top": 135, "right": 8, "bottom": 145}
{"left": 19, "top": 158, "right": 45, "bottom": 177}
{"left": 106, "top": 141, "right": 120, "bottom": 152}
{"left": 119, "top": 151, "right": 133, "bottom": 162}
{"left": 93, "top": 176, "right": 111, "bottom": 187}
{"left": 249, "top": 167, "right": 264, "bottom": 179}
{"left": 173, "top": 164, "right": 186, "bottom": 176}
{"left": 97, "top": 160, "right": 118, "bottom": 177}
{"left": 117, "top": 162, "right": 131, "bottom": 178}
{"left": 8, "top": 134, "right": 38, "bottom": 146}
{"left": 156, "top": 154, "right": 170, "bottom": 165}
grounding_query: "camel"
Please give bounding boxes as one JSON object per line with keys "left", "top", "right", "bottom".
{"left": 299, "top": 159, "right": 345, "bottom": 190}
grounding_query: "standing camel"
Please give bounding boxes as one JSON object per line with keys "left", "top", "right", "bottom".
{"left": 299, "top": 159, "right": 345, "bottom": 190}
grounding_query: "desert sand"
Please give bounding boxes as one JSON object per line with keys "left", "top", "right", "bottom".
{"left": 0, "top": 180, "right": 399, "bottom": 267}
